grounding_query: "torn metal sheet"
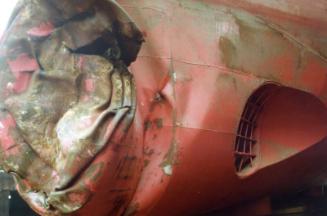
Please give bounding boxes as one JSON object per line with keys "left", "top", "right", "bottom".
{"left": 0, "top": 0, "right": 143, "bottom": 215}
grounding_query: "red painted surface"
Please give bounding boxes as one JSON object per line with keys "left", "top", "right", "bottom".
{"left": 5, "top": 54, "right": 37, "bottom": 93}
{"left": 27, "top": 22, "right": 54, "bottom": 37}
{"left": 0, "top": 114, "right": 18, "bottom": 156}
{"left": 117, "top": 0, "right": 327, "bottom": 215}
{"left": 0, "top": 0, "right": 327, "bottom": 215}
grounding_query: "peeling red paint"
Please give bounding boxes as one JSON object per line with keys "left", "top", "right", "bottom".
{"left": 11, "top": 73, "right": 33, "bottom": 93}
{"left": 6, "top": 54, "right": 38, "bottom": 93}
{"left": 84, "top": 78, "right": 95, "bottom": 93}
{"left": 0, "top": 114, "right": 18, "bottom": 156}
{"left": 78, "top": 56, "right": 85, "bottom": 70}
{"left": 27, "top": 22, "right": 55, "bottom": 37}
{"left": 7, "top": 54, "right": 39, "bottom": 73}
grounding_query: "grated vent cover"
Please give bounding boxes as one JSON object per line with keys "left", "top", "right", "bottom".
{"left": 234, "top": 84, "right": 278, "bottom": 173}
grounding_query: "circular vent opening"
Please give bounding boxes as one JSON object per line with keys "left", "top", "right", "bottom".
{"left": 234, "top": 84, "right": 279, "bottom": 174}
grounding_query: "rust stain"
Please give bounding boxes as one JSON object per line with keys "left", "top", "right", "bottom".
{"left": 154, "top": 118, "right": 163, "bottom": 129}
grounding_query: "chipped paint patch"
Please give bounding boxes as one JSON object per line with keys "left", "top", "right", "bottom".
{"left": 160, "top": 141, "right": 177, "bottom": 176}
{"left": 162, "top": 164, "right": 173, "bottom": 176}
{"left": 124, "top": 202, "right": 140, "bottom": 216}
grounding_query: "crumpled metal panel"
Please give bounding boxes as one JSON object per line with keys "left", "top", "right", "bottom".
{"left": 0, "top": 0, "right": 327, "bottom": 215}
{"left": 0, "top": 0, "right": 143, "bottom": 215}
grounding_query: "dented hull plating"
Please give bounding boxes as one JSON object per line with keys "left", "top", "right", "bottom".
{"left": 124, "top": 1, "right": 327, "bottom": 215}
{"left": 0, "top": 0, "right": 327, "bottom": 215}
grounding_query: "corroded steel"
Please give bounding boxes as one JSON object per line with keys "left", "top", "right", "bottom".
{"left": 0, "top": 0, "right": 327, "bottom": 216}
{"left": 0, "top": 0, "right": 143, "bottom": 215}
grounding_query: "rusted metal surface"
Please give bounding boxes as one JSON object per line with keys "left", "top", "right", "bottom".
{"left": 0, "top": 0, "right": 143, "bottom": 215}
{"left": 0, "top": 0, "right": 327, "bottom": 215}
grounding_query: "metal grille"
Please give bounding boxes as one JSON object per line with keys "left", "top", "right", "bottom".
{"left": 234, "top": 84, "right": 278, "bottom": 173}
